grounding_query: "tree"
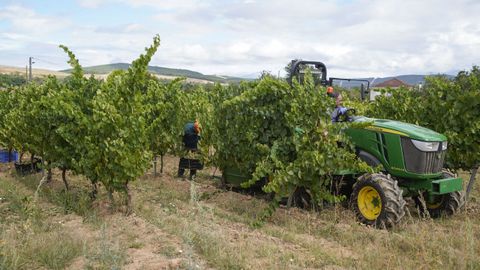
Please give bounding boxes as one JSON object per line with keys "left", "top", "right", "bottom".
{"left": 0, "top": 73, "right": 27, "bottom": 88}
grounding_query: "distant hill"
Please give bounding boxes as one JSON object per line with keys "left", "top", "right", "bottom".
{"left": 1, "top": 63, "right": 456, "bottom": 87}
{"left": 61, "top": 63, "right": 249, "bottom": 83}
{"left": 331, "top": 74, "right": 455, "bottom": 88}
{"left": 370, "top": 74, "right": 455, "bottom": 86}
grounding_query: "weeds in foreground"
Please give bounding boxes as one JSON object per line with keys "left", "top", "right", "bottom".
{"left": 0, "top": 179, "right": 82, "bottom": 270}
{"left": 84, "top": 223, "right": 126, "bottom": 270}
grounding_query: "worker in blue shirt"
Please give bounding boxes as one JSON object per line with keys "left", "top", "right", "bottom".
{"left": 329, "top": 90, "right": 349, "bottom": 123}
{"left": 177, "top": 120, "right": 203, "bottom": 180}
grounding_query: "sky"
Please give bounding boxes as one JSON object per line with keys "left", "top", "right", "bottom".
{"left": 0, "top": 0, "right": 479, "bottom": 78}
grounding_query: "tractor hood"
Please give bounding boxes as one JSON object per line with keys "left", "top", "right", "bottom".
{"left": 353, "top": 117, "right": 447, "bottom": 142}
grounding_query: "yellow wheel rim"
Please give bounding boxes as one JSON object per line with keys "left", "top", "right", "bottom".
{"left": 426, "top": 196, "right": 444, "bottom": 209}
{"left": 357, "top": 186, "right": 382, "bottom": 220}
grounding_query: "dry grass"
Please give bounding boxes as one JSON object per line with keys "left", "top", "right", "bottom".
{"left": 0, "top": 65, "right": 69, "bottom": 78}
{"left": 0, "top": 177, "right": 83, "bottom": 270}
{"left": 0, "top": 157, "right": 479, "bottom": 269}
{"left": 134, "top": 159, "right": 480, "bottom": 269}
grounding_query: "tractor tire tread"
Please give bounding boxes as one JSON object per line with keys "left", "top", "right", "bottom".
{"left": 351, "top": 173, "right": 406, "bottom": 229}
{"left": 419, "top": 170, "right": 466, "bottom": 218}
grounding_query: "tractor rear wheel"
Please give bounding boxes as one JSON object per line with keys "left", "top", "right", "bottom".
{"left": 415, "top": 171, "right": 465, "bottom": 218}
{"left": 351, "top": 173, "right": 406, "bottom": 229}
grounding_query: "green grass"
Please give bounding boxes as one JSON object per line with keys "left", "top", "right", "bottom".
{"left": 17, "top": 174, "right": 103, "bottom": 225}
{"left": 26, "top": 231, "right": 83, "bottom": 270}
{"left": 0, "top": 177, "right": 83, "bottom": 270}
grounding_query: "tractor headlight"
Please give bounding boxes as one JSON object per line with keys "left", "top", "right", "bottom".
{"left": 441, "top": 141, "right": 448, "bottom": 151}
{"left": 411, "top": 139, "right": 440, "bottom": 152}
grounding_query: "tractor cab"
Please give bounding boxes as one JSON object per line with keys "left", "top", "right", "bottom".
{"left": 288, "top": 60, "right": 328, "bottom": 86}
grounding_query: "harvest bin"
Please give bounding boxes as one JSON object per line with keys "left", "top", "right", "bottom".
{"left": 178, "top": 158, "right": 203, "bottom": 170}
{"left": 221, "top": 166, "right": 269, "bottom": 188}
{"left": 222, "top": 166, "right": 251, "bottom": 186}
{"left": 0, "top": 149, "right": 18, "bottom": 163}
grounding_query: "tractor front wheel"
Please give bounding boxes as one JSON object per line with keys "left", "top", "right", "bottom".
{"left": 351, "top": 173, "right": 406, "bottom": 229}
{"left": 415, "top": 171, "right": 465, "bottom": 218}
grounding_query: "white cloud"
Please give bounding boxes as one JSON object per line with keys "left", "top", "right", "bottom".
{"left": 121, "top": 0, "right": 207, "bottom": 10}
{"left": 0, "top": 5, "right": 70, "bottom": 36}
{"left": 77, "top": 0, "right": 107, "bottom": 8}
{"left": 1, "top": 0, "right": 480, "bottom": 77}
{"left": 0, "top": 33, "right": 25, "bottom": 50}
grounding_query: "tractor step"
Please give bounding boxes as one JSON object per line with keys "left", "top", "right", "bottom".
{"left": 431, "top": 177, "right": 463, "bottom": 195}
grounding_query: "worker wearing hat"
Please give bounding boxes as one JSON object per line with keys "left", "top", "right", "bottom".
{"left": 178, "top": 119, "right": 203, "bottom": 180}
{"left": 328, "top": 87, "right": 349, "bottom": 122}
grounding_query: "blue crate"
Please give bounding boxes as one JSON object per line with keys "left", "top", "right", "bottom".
{"left": 0, "top": 150, "right": 18, "bottom": 163}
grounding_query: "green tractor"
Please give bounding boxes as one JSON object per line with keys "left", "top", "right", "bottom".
{"left": 222, "top": 60, "right": 465, "bottom": 228}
